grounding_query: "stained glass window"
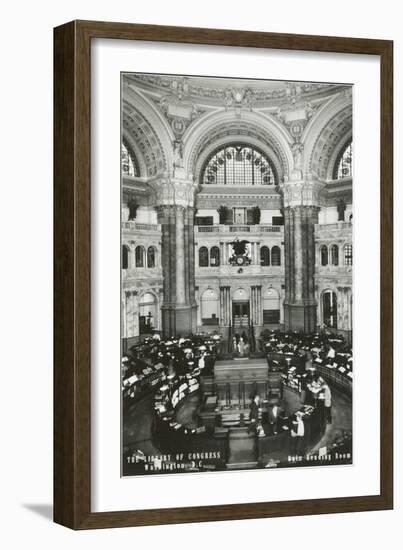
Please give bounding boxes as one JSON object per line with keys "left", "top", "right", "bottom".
{"left": 202, "top": 144, "right": 277, "bottom": 186}
{"left": 335, "top": 142, "right": 353, "bottom": 179}
{"left": 121, "top": 142, "right": 139, "bottom": 177}
{"left": 344, "top": 244, "right": 353, "bottom": 266}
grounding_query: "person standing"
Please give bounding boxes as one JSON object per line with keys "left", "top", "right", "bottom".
{"left": 249, "top": 394, "right": 260, "bottom": 434}
{"left": 268, "top": 403, "right": 283, "bottom": 435}
{"left": 323, "top": 384, "right": 332, "bottom": 424}
{"left": 290, "top": 412, "right": 305, "bottom": 457}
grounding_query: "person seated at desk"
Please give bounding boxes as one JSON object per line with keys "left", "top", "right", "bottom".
{"left": 306, "top": 372, "right": 325, "bottom": 405}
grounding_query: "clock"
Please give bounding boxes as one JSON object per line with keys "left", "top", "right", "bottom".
{"left": 236, "top": 256, "right": 244, "bottom": 266}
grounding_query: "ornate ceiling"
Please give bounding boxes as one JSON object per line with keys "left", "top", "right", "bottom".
{"left": 122, "top": 73, "right": 353, "bottom": 191}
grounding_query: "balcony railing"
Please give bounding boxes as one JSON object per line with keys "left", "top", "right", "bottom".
{"left": 196, "top": 224, "right": 282, "bottom": 234}
{"left": 315, "top": 221, "right": 352, "bottom": 231}
{"left": 122, "top": 221, "right": 161, "bottom": 232}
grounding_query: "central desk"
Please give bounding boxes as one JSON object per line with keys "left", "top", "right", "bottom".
{"left": 212, "top": 358, "right": 270, "bottom": 405}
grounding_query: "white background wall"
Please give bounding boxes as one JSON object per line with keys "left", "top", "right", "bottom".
{"left": 0, "top": 0, "right": 401, "bottom": 547}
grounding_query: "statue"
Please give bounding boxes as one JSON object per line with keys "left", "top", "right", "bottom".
{"left": 173, "top": 140, "right": 183, "bottom": 168}
{"left": 252, "top": 206, "right": 261, "bottom": 224}
{"left": 230, "top": 238, "right": 249, "bottom": 256}
{"left": 217, "top": 206, "right": 228, "bottom": 225}
{"left": 337, "top": 199, "right": 346, "bottom": 221}
{"left": 291, "top": 141, "right": 304, "bottom": 170}
{"left": 128, "top": 199, "right": 138, "bottom": 221}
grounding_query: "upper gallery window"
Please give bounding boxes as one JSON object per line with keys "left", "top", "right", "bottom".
{"left": 122, "top": 245, "right": 129, "bottom": 270}
{"left": 334, "top": 141, "right": 353, "bottom": 179}
{"left": 201, "top": 144, "right": 277, "bottom": 186}
{"left": 121, "top": 142, "right": 139, "bottom": 177}
{"left": 271, "top": 246, "right": 281, "bottom": 266}
{"left": 321, "top": 245, "right": 329, "bottom": 266}
{"left": 210, "top": 246, "right": 220, "bottom": 267}
{"left": 260, "top": 246, "right": 270, "bottom": 266}
{"left": 344, "top": 244, "right": 353, "bottom": 266}
{"left": 135, "top": 245, "right": 145, "bottom": 268}
{"left": 199, "top": 246, "right": 209, "bottom": 267}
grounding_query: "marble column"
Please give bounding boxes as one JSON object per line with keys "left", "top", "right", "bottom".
{"left": 283, "top": 179, "right": 322, "bottom": 332}
{"left": 156, "top": 204, "right": 196, "bottom": 337}
{"left": 225, "top": 287, "right": 230, "bottom": 326}
{"left": 175, "top": 206, "right": 186, "bottom": 304}
{"left": 195, "top": 286, "right": 202, "bottom": 327}
{"left": 187, "top": 207, "right": 197, "bottom": 332}
{"left": 258, "top": 286, "right": 262, "bottom": 325}
{"left": 220, "top": 286, "right": 225, "bottom": 326}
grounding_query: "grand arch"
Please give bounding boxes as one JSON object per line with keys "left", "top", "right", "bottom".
{"left": 183, "top": 110, "right": 294, "bottom": 182}
{"left": 302, "top": 90, "right": 353, "bottom": 180}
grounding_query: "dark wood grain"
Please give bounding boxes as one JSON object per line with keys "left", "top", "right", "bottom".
{"left": 54, "top": 20, "right": 393, "bottom": 530}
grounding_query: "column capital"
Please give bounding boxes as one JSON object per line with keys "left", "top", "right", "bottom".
{"left": 155, "top": 204, "right": 173, "bottom": 223}
{"left": 280, "top": 177, "right": 325, "bottom": 208}
{"left": 148, "top": 176, "right": 198, "bottom": 208}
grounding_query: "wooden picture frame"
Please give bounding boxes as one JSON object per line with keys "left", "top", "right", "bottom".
{"left": 54, "top": 20, "right": 393, "bottom": 529}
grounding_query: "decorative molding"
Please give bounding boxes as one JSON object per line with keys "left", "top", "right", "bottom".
{"left": 196, "top": 194, "right": 282, "bottom": 209}
{"left": 149, "top": 177, "right": 198, "bottom": 208}
{"left": 281, "top": 178, "right": 325, "bottom": 208}
{"left": 122, "top": 101, "right": 167, "bottom": 177}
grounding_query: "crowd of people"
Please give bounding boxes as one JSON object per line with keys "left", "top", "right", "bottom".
{"left": 262, "top": 329, "right": 353, "bottom": 374}
{"left": 122, "top": 333, "right": 220, "bottom": 404}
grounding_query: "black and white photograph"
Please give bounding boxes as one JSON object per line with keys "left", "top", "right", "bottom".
{"left": 121, "top": 73, "right": 353, "bottom": 477}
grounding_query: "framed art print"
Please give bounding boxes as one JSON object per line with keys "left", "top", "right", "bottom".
{"left": 54, "top": 21, "right": 393, "bottom": 529}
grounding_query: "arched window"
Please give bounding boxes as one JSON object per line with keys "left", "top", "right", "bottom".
{"left": 122, "top": 245, "right": 129, "bottom": 269}
{"left": 334, "top": 141, "right": 353, "bottom": 179}
{"left": 321, "top": 245, "right": 328, "bottom": 266}
{"left": 210, "top": 246, "right": 220, "bottom": 266}
{"left": 199, "top": 246, "right": 209, "bottom": 267}
{"left": 201, "top": 144, "right": 277, "bottom": 186}
{"left": 331, "top": 245, "right": 339, "bottom": 266}
{"left": 344, "top": 244, "right": 353, "bottom": 266}
{"left": 147, "top": 246, "right": 156, "bottom": 268}
{"left": 200, "top": 289, "right": 219, "bottom": 325}
{"left": 260, "top": 246, "right": 270, "bottom": 266}
{"left": 121, "top": 142, "right": 139, "bottom": 177}
{"left": 271, "top": 246, "right": 281, "bottom": 266}
{"left": 135, "top": 246, "right": 145, "bottom": 267}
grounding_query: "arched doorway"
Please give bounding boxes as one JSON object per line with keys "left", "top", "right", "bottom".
{"left": 200, "top": 288, "right": 219, "bottom": 326}
{"left": 322, "top": 290, "right": 337, "bottom": 329}
{"left": 139, "top": 292, "right": 158, "bottom": 334}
